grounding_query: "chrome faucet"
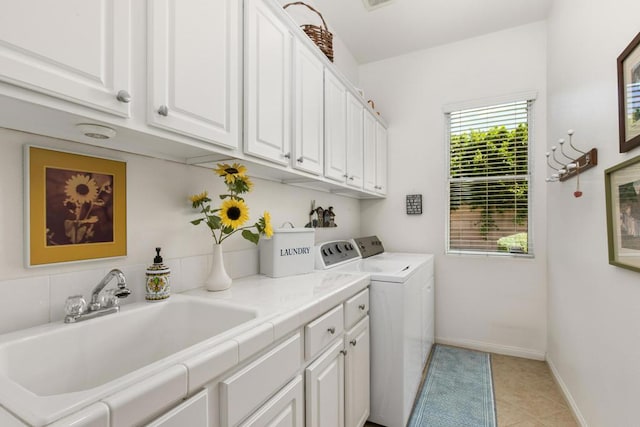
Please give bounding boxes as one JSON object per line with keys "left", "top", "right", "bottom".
{"left": 64, "top": 269, "right": 131, "bottom": 323}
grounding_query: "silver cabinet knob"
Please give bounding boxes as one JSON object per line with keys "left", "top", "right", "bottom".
{"left": 158, "top": 105, "right": 169, "bottom": 116}
{"left": 350, "top": 339, "right": 357, "bottom": 347}
{"left": 327, "top": 327, "right": 336, "bottom": 334}
{"left": 283, "top": 152, "right": 291, "bottom": 159}
{"left": 358, "top": 304, "right": 366, "bottom": 310}
{"left": 116, "top": 90, "right": 131, "bottom": 103}
{"left": 343, "top": 174, "right": 348, "bottom": 178}
{"left": 349, "top": 176, "right": 355, "bottom": 181}
{"left": 340, "top": 350, "right": 347, "bottom": 356}
{"left": 297, "top": 157, "right": 304, "bottom": 163}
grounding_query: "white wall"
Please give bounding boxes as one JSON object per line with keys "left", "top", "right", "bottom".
{"left": 0, "top": 128, "right": 360, "bottom": 334}
{"left": 546, "top": 0, "right": 640, "bottom": 425}
{"left": 358, "top": 22, "right": 548, "bottom": 359}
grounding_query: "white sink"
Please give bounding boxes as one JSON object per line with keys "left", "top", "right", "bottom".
{"left": 0, "top": 296, "right": 258, "bottom": 397}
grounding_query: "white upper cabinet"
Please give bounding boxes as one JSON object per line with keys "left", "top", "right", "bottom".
{"left": 292, "top": 40, "right": 324, "bottom": 175}
{"left": 375, "top": 122, "right": 388, "bottom": 195}
{"left": 345, "top": 92, "right": 364, "bottom": 189}
{"left": 324, "top": 71, "right": 347, "bottom": 182}
{"left": 0, "top": 0, "right": 132, "bottom": 117}
{"left": 363, "top": 111, "right": 377, "bottom": 192}
{"left": 148, "top": 0, "right": 241, "bottom": 149}
{"left": 244, "top": 0, "right": 293, "bottom": 165}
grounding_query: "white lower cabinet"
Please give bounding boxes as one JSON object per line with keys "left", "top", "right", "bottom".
{"left": 305, "top": 340, "right": 345, "bottom": 427}
{"left": 344, "top": 317, "right": 370, "bottom": 427}
{"left": 239, "top": 376, "right": 304, "bottom": 427}
{"left": 147, "top": 389, "right": 209, "bottom": 427}
{"left": 42, "top": 289, "right": 369, "bottom": 427}
{"left": 221, "top": 333, "right": 302, "bottom": 427}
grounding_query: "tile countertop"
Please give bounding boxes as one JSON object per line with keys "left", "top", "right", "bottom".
{"left": 0, "top": 270, "right": 370, "bottom": 427}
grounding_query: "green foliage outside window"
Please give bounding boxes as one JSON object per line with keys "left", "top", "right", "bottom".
{"left": 449, "top": 123, "right": 529, "bottom": 239}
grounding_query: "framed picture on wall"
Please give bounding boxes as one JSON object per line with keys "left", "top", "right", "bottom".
{"left": 605, "top": 154, "right": 640, "bottom": 272}
{"left": 617, "top": 32, "right": 640, "bottom": 153}
{"left": 25, "top": 146, "right": 127, "bottom": 266}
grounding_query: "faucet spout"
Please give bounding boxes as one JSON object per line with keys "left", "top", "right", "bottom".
{"left": 90, "top": 269, "right": 129, "bottom": 310}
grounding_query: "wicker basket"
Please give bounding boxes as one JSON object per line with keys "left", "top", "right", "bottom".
{"left": 283, "top": 2, "right": 334, "bottom": 62}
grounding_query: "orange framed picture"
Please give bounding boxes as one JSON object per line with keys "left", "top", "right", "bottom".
{"left": 25, "top": 146, "right": 127, "bottom": 266}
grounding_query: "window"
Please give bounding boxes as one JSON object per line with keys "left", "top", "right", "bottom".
{"left": 446, "top": 99, "right": 533, "bottom": 256}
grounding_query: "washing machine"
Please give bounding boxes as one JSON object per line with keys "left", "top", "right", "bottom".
{"left": 315, "top": 236, "right": 434, "bottom": 427}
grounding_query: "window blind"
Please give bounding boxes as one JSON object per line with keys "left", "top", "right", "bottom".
{"left": 447, "top": 100, "right": 533, "bottom": 256}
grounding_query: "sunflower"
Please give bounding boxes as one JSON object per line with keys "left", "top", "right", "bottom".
{"left": 263, "top": 211, "right": 273, "bottom": 238}
{"left": 214, "top": 163, "right": 247, "bottom": 184}
{"left": 189, "top": 191, "right": 209, "bottom": 206}
{"left": 220, "top": 198, "right": 250, "bottom": 230}
{"left": 64, "top": 174, "right": 99, "bottom": 204}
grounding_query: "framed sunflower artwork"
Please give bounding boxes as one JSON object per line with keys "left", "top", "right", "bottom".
{"left": 25, "top": 146, "right": 127, "bottom": 266}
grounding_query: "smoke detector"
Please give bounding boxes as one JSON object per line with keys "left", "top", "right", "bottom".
{"left": 75, "top": 123, "right": 117, "bottom": 140}
{"left": 362, "top": 0, "right": 395, "bottom": 11}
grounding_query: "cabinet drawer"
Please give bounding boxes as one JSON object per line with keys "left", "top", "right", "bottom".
{"left": 305, "top": 305, "right": 344, "bottom": 360}
{"left": 147, "top": 389, "right": 208, "bottom": 427}
{"left": 344, "top": 288, "right": 369, "bottom": 330}
{"left": 221, "top": 333, "right": 302, "bottom": 427}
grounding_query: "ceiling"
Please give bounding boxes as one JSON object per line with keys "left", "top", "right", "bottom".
{"left": 279, "top": 0, "right": 553, "bottom": 64}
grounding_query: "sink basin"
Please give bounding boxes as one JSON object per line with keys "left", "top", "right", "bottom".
{"left": 0, "top": 296, "right": 258, "bottom": 397}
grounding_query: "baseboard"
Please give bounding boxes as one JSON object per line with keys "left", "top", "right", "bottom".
{"left": 546, "top": 356, "right": 588, "bottom": 427}
{"left": 435, "top": 337, "right": 546, "bottom": 360}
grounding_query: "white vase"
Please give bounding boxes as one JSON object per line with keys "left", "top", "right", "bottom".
{"left": 205, "top": 243, "right": 232, "bottom": 291}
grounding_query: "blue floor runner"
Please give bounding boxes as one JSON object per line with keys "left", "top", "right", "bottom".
{"left": 408, "top": 345, "right": 497, "bottom": 427}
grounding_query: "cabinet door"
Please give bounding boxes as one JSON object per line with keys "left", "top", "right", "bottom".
{"left": 0, "top": 0, "right": 131, "bottom": 117}
{"left": 345, "top": 317, "right": 370, "bottom": 427}
{"left": 292, "top": 40, "right": 324, "bottom": 175}
{"left": 239, "top": 376, "right": 304, "bottom": 427}
{"left": 147, "top": 389, "right": 209, "bottom": 427}
{"left": 148, "top": 0, "right": 240, "bottom": 149}
{"left": 375, "top": 122, "right": 388, "bottom": 195}
{"left": 305, "top": 340, "right": 345, "bottom": 427}
{"left": 345, "top": 92, "right": 364, "bottom": 189}
{"left": 362, "top": 111, "right": 377, "bottom": 192}
{"left": 245, "top": 0, "right": 292, "bottom": 165}
{"left": 324, "top": 71, "right": 347, "bottom": 182}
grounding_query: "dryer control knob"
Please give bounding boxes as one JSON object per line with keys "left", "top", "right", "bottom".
{"left": 335, "top": 244, "right": 342, "bottom": 253}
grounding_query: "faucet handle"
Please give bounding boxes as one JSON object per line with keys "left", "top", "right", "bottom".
{"left": 98, "top": 289, "right": 122, "bottom": 308}
{"left": 64, "top": 295, "right": 87, "bottom": 316}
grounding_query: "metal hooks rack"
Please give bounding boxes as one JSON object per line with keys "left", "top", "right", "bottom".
{"left": 545, "top": 130, "right": 598, "bottom": 183}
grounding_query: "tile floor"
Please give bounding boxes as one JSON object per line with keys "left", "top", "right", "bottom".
{"left": 492, "top": 353, "right": 577, "bottom": 426}
{"left": 365, "top": 352, "right": 578, "bottom": 427}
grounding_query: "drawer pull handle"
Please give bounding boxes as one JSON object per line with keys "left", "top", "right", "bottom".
{"left": 340, "top": 350, "right": 347, "bottom": 356}
{"left": 327, "top": 327, "right": 336, "bottom": 334}
{"left": 350, "top": 339, "right": 357, "bottom": 347}
{"left": 358, "top": 304, "right": 366, "bottom": 310}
